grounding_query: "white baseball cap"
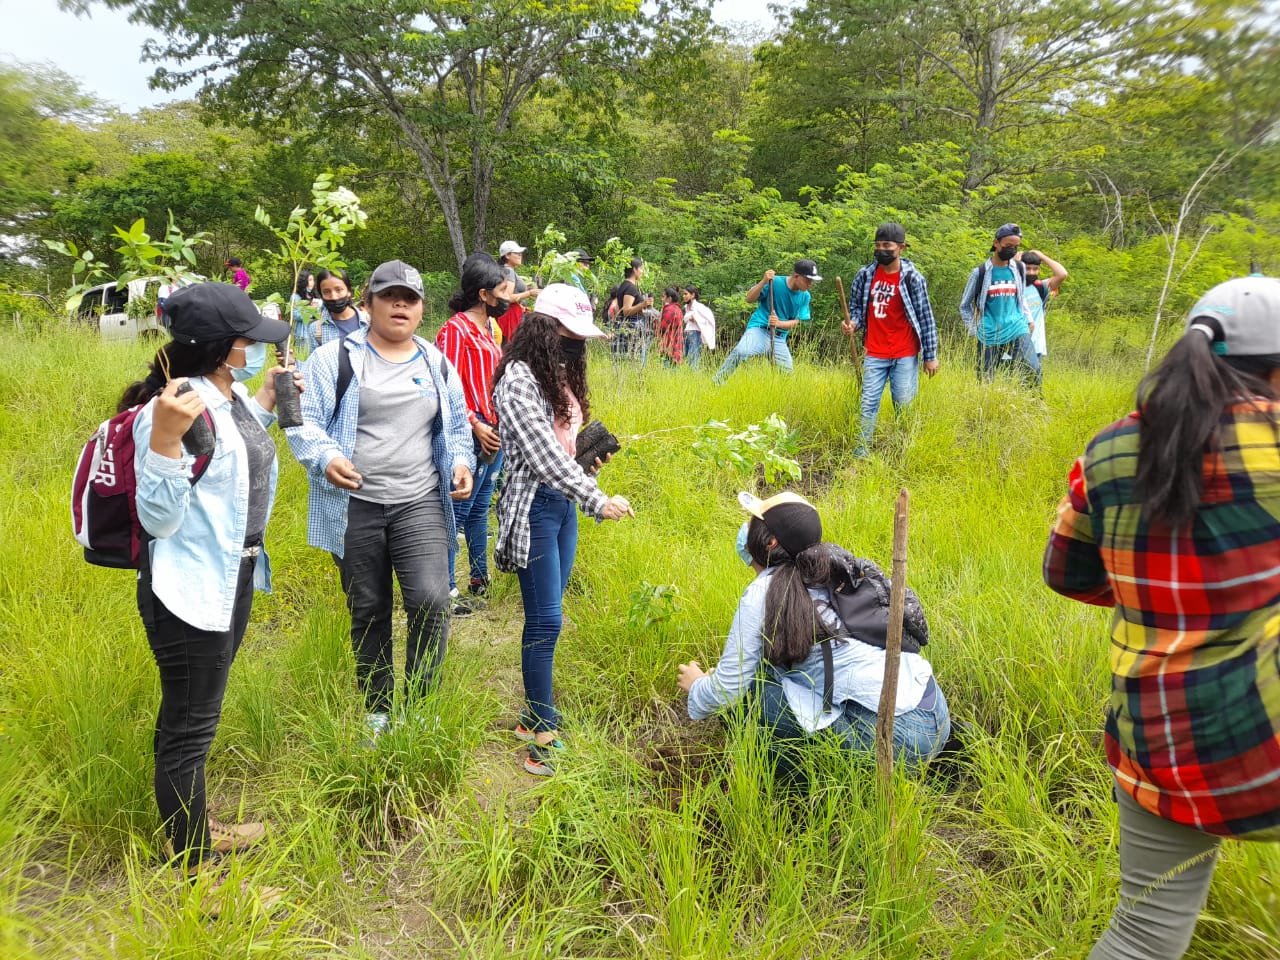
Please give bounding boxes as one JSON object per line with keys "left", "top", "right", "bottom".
{"left": 533, "top": 283, "right": 606, "bottom": 338}
{"left": 1187, "top": 276, "right": 1280, "bottom": 356}
{"left": 498, "top": 240, "right": 526, "bottom": 257}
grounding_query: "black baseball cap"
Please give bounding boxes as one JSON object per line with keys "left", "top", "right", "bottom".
{"left": 569, "top": 250, "right": 594, "bottom": 264}
{"left": 367, "top": 260, "right": 425, "bottom": 297}
{"left": 995, "top": 223, "right": 1022, "bottom": 241}
{"left": 875, "top": 222, "right": 907, "bottom": 244}
{"left": 738, "top": 491, "right": 823, "bottom": 558}
{"left": 165, "top": 282, "right": 290, "bottom": 345}
{"left": 794, "top": 259, "right": 822, "bottom": 282}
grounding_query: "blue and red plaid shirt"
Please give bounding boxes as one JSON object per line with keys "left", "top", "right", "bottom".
{"left": 1044, "top": 401, "right": 1280, "bottom": 840}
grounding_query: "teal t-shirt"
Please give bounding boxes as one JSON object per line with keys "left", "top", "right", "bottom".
{"left": 979, "top": 266, "right": 1028, "bottom": 345}
{"left": 748, "top": 276, "right": 811, "bottom": 340}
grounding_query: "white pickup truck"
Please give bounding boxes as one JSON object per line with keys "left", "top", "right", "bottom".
{"left": 72, "top": 277, "right": 280, "bottom": 340}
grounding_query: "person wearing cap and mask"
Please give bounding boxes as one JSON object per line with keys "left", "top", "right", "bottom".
{"left": 842, "top": 223, "right": 940, "bottom": 457}
{"left": 1044, "top": 276, "right": 1280, "bottom": 960}
{"left": 121, "top": 282, "right": 297, "bottom": 894}
{"left": 713, "top": 259, "right": 821, "bottom": 383}
{"left": 566, "top": 250, "right": 595, "bottom": 296}
{"left": 959, "top": 223, "right": 1039, "bottom": 387}
{"left": 286, "top": 260, "right": 475, "bottom": 743}
{"left": 678, "top": 492, "right": 949, "bottom": 780}
{"left": 492, "top": 283, "right": 635, "bottom": 776}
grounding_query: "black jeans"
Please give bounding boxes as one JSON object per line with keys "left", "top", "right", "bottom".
{"left": 335, "top": 494, "right": 451, "bottom": 714}
{"left": 138, "top": 550, "right": 256, "bottom": 865}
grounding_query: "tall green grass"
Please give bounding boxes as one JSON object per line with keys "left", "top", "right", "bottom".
{"left": 0, "top": 326, "right": 1275, "bottom": 957}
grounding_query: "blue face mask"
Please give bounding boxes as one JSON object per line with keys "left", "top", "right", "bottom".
{"left": 227, "top": 341, "right": 267, "bottom": 382}
{"left": 735, "top": 521, "right": 753, "bottom": 566}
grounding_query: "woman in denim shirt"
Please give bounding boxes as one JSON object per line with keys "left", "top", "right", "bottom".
{"left": 678, "top": 492, "right": 949, "bottom": 781}
{"left": 127, "top": 283, "right": 295, "bottom": 894}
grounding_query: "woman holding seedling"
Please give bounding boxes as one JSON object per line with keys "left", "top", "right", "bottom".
{"left": 125, "top": 283, "right": 295, "bottom": 902}
{"left": 1044, "top": 276, "right": 1280, "bottom": 960}
{"left": 287, "top": 260, "right": 474, "bottom": 743}
{"left": 493, "top": 283, "right": 635, "bottom": 776}
{"left": 677, "top": 492, "right": 949, "bottom": 779}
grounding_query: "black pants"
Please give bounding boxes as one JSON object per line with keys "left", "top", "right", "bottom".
{"left": 138, "top": 551, "right": 256, "bottom": 864}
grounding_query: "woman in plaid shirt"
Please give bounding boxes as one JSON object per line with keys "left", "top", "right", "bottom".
{"left": 492, "top": 284, "right": 635, "bottom": 776}
{"left": 1044, "top": 277, "right": 1280, "bottom": 959}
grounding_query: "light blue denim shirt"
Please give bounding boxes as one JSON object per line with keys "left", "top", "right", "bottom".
{"left": 285, "top": 326, "right": 475, "bottom": 558}
{"left": 687, "top": 569, "right": 936, "bottom": 732}
{"left": 132, "top": 376, "right": 278, "bottom": 633}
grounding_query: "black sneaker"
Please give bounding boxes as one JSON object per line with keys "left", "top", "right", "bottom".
{"left": 468, "top": 578, "right": 490, "bottom": 598}
{"left": 523, "top": 739, "right": 565, "bottom": 777}
{"left": 451, "top": 593, "right": 485, "bottom": 616}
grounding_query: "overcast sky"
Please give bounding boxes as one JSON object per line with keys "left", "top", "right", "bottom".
{"left": 5, "top": 0, "right": 786, "bottom": 113}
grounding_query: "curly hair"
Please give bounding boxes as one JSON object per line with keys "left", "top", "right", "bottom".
{"left": 494, "top": 311, "right": 590, "bottom": 423}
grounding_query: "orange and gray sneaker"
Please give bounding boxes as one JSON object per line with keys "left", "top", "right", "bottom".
{"left": 208, "top": 817, "right": 266, "bottom": 855}
{"left": 523, "top": 739, "right": 565, "bottom": 776}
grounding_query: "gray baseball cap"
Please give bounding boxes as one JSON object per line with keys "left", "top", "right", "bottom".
{"left": 1187, "top": 276, "right": 1280, "bottom": 356}
{"left": 367, "top": 260, "right": 425, "bottom": 297}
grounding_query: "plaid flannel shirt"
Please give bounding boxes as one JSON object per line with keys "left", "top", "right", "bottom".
{"left": 492, "top": 361, "right": 608, "bottom": 572}
{"left": 285, "top": 326, "right": 475, "bottom": 558}
{"left": 1044, "top": 403, "right": 1280, "bottom": 839}
{"left": 846, "top": 258, "right": 939, "bottom": 362}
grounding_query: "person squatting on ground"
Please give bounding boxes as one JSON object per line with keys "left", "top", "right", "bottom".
{"left": 310, "top": 267, "right": 367, "bottom": 353}
{"left": 125, "top": 282, "right": 295, "bottom": 894}
{"left": 714, "top": 259, "right": 821, "bottom": 382}
{"left": 959, "top": 223, "right": 1040, "bottom": 387}
{"left": 657, "top": 286, "right": 685, "bottom": 365}
{"left": 438, "top": 254, "right": 507, "bottom": 615}
{"left": 677, "top": 492, "right": 950, "bottom": 782}
{"left": 607, "top": 257, "right": 655, "bottom": 363}
{"left": 492, "top": 284, "right": 635, "bottom": 776}
{"left": 842, "top": 223, "right": 940, "bottom": 458}
{"left": 1044, "top": 276, "right": 1280, "bottom": 960}
{"left": 1019, "top": 250, "right": 1068, "bottom": 365}
{"left": 681, "top": 284, "right": 715, "bottom": 368}
{"left": 287, "top": 260, "right": 474, "bottom": 742}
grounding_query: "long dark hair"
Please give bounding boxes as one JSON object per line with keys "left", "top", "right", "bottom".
{"left": 1135, "top": 318, "right": 1278, "bottom": 527}
{"left": 494, "top": 311, "right": 590, "bottom": 422}
{"left": 623, "top": 257, "right": 643, "bottom": 279}
{"left": 117, "top": 337, "right": 238, "bottom": 412}
{"left": 745, "top": 517, "right": 836, "bottom": 669}
{"left": 295, "top": 270, "right": 315, "bottom": 298}
{"left": 447, "top": 254, "right": 505, "bottom": 313}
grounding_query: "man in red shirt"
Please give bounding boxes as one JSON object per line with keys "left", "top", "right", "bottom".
{"left": 842, "top": 223, "right": 940, "bottom": 458}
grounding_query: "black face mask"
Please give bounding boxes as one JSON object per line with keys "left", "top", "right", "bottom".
{"left": 485, "top": 299, "right": 509, "bottom": 319}
{"left": 995, "top": 245, "right": 1018, "bottom": 262}
{"left": 873, "top": 249, "right": 897, "bottom": 266}
{"left": 323, "top": 296, "right": 352, "bottom": 315}
{"left": 559, "top": 336, "right": 586, "bottom": 360}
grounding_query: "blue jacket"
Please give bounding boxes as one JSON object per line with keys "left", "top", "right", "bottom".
{"left": 846, "top": 258, "right": 938, "bottom": 362}
{"left": 959, "top": 258, "right": 1032, "bottom": 341}
{"left": 133, "top": 376, "right": 278, "bottom": 632}
{"left": 285, "top": 326, "right": 475, "bottom": 557}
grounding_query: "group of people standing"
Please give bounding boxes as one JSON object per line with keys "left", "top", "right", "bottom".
{"left": 600, "top": 256, "right": 717, "bottom": 367}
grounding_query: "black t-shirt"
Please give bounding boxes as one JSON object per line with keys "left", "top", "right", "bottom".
{"left": 615, "top": 280, "right": 643, "bottom": 316}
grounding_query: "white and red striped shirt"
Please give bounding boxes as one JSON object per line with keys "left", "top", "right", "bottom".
{"left": 436, "top": 311, "right": 502, "bottom": 425}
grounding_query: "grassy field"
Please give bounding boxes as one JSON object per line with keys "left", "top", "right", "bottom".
{"left": 1, "top": 319, "right": 1277, "bottom": 959}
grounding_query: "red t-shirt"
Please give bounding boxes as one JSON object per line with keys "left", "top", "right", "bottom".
{"left": 862, "top": 267, "right": 919, "bottom": 360}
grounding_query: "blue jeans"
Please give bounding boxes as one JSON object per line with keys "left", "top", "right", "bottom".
{"left": 336, "top": 494, "right": 451, "bottom": 713}
{"left": 976, "top": 333, "right": 1041, "bottom": 387}
{"left": 515, "top": 486, "right": 578, "bottom": 732}
{"left": 449, "top": 447, "right": 504, "bottom": 590}
{"left": 756, "top": 673, "right": 950, "bottom": 783}
{"left": 714, "top": 326, "right": 793, "bottom": 382}
{"left": 683, "top": 330, "right": 702, "bottom": 368}
{"left": 859, "top": 354, "right": 919, "bottom": 451}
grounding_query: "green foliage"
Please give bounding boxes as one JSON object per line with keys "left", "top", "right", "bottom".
{"left": 692, "top": 414, "right": 802, "bottom": 485}
{"left": 626, "top": 581, "right": 681, "bottom": 629}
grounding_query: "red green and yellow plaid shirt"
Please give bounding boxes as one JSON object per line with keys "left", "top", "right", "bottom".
{"left": 1044, "top": 401, "right": 1280, "bottom": 840}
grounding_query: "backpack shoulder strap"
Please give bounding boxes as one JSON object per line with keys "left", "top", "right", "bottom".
{"left": 333, "top": 342, "right": 354, "bottom": 418}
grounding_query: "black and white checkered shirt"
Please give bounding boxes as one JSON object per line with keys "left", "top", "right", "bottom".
{"left": 493, "top": 361, "right": 608, "bottom": 572}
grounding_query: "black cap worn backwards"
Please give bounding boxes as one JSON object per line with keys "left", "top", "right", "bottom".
{"left": 165, "top": 282, "right": 290, "bottom": 345}
{"left": 875, "top": 222, "right": 907, "bottom": 244}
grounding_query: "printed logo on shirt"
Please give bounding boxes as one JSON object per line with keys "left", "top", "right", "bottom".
{"left": 870, "top": 278, "right": 900, "bottom": 320}
{"left": 988, "top": 278, "right": 1018, "bottom": 301}
{"left": 412, "top": 376, "right": 435, "bottom": 398}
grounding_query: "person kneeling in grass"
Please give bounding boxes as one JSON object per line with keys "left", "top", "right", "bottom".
{"left": 677, "top": 492, "right": 949, "bottom": 780}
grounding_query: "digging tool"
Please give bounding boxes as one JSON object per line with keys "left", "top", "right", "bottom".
{"left": 875, "top": 488, "right": 910, "bottom": 791}
{"left": 768, "top": 275, "right": 777, "bottom": 367}
{"left": 836, "top": 276, "right": 858, "bottom": 363}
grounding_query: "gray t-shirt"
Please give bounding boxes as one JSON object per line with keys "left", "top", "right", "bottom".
{"left": 351, "top": 345, "right": 440, "bottom": 504}
{"left": 501, "top": 264, "right": 527, "bottom": 295}
{"left": 228, "top": 398, "right": 275, "bottom": 546}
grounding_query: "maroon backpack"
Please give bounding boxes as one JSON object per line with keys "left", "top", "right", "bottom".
{"left": 71, "top": 404, "right": 213, "bottom": 568}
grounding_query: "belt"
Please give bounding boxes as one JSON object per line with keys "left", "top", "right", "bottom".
{"left": 241, "top": 544, "right": 262, "bottom": 558}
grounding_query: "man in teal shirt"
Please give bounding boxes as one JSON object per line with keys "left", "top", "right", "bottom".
{"left": 714, "top": 259, "right": 820, "bottom": 383}
{"left": 959, "top": 223, "right": 1040, "bottom": 387}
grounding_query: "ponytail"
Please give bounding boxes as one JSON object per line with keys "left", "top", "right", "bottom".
{"left": 1136, "top": 319, "right": 1277, "bottom": 527}
{"left": 752, "top": 517, "right": 837, "bottom": 668}
{"left": 116, "top": 337, "right": 238, "bottom": 412}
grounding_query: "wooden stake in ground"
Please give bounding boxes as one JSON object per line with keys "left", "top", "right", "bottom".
{"left": 836, "top": 276, "right": 858, "bottom": 363}
{"left": 768, "top": 276, "right": 777, "bottom": 367}
{"left": 875, "top": 488, "right": 910, "bottom": 790}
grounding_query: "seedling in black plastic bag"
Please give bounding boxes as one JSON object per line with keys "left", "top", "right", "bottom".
{"left": 175, "top": 382, "right": 215, "bottom": 456}
{"left": 274, "top": 338, "right": 303, "bottom": 428}
{"left": 575, "top": 419, "right": 621, "bottom": 472}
